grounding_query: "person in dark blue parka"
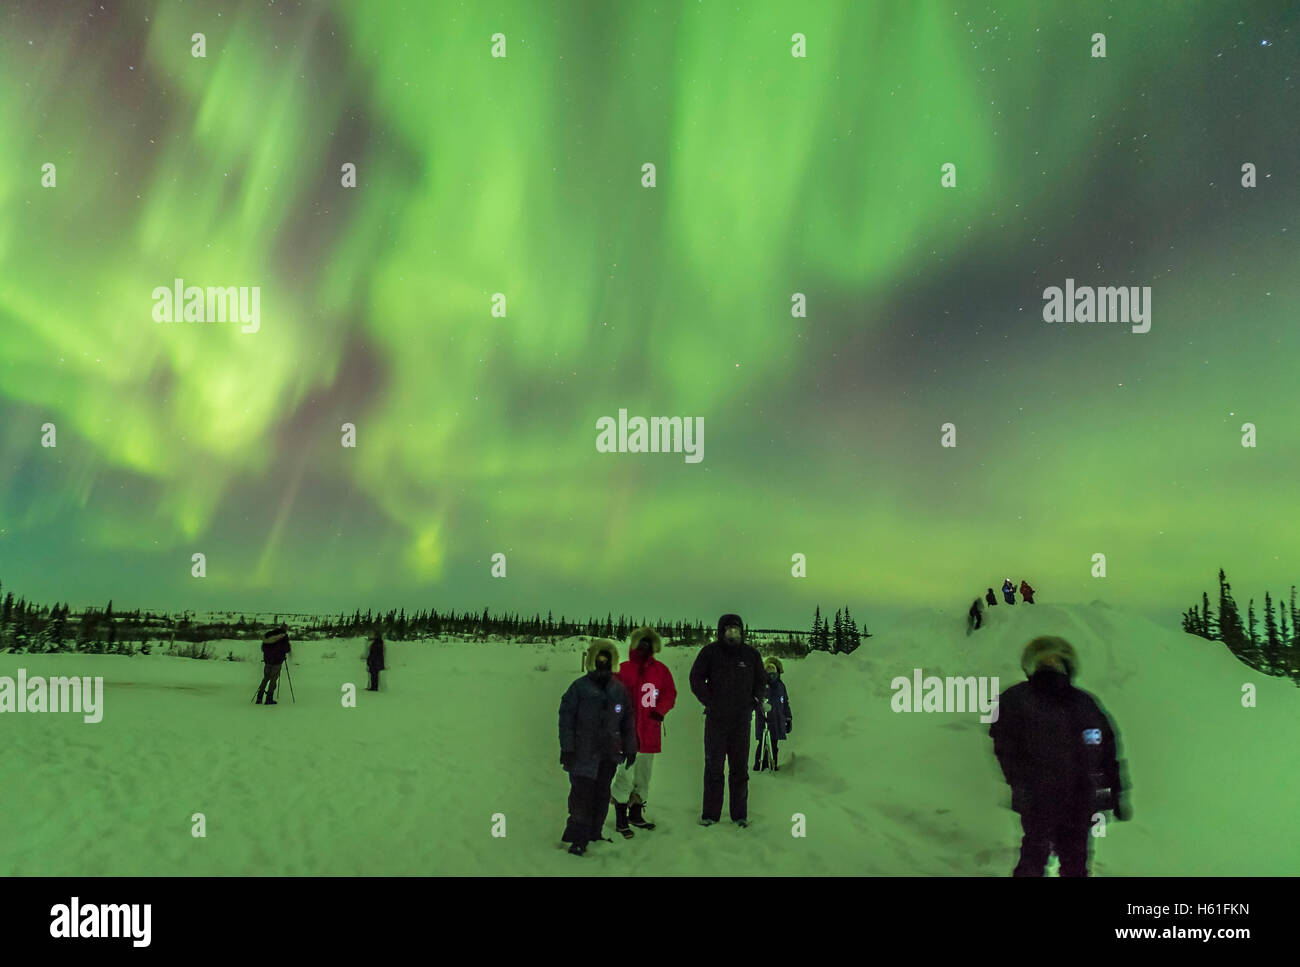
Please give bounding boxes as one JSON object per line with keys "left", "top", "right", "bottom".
{"left": 753, "top": 657, "right": 792, "bottom": 771}
{"left": 989, "top": 636, "right": 1128, "bottom": 876}
{"left": 558, "top": 639, "right": 638, "bottom": 855}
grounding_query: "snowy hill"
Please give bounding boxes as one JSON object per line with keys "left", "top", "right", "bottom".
{"left": 1, "top": 601, "right": 1294, "bottom": 875}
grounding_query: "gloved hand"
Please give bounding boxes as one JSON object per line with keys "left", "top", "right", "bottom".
{"left": 785, "top": 718, "right": 792, "bottom": 735}
{"left": 625, "top": 751, "right": 637, "bottom": 768}
{"left": 649, "top": 710, "right": 664, "bottom": 722}
{"left": 1112, "top": 793, "right": 1129, "bottom": 821}
{"left": 560, "top": 751, "right": 574, "bottom": 770}
{"left": 762, "top": 701, "right": 772, "bottom": 714}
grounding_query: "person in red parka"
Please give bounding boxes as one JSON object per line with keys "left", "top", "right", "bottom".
{"left": 1019, "top": 580, "right": 1036, "bottom": 604}
{"left": 610, "top": 625, "right": 677, "bottom": 836}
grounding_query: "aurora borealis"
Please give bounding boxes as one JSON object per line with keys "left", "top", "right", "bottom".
{"left": 1, "top": 1, "right": 1296, "bottom": 628}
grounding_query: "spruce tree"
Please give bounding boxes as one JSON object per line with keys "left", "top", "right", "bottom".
{"left": 1216, "top": 569, "right": 1247, "bottom": 662}
{"left": 1201, "top": 591, "right": 1216, "bottom": 638}
{"left": 1264, "top": 592, "right": 1280, "bottom": 672}
{"left": 843, "top": 607, "right": 859, "bottom": 649}
{"left": 833, "top": 609, "right": 844, "bottom": 654}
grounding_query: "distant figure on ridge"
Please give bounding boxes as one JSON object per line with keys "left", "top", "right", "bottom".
{"left": 985, "top": 588, "right": 998, "bottom": 607}
{"left": 1019, "top": 580, "right": 1036, "bottom": 604}
{"left": 968, "top": 597, "right": 984, "bottom": 633}
{"left": 1002, "top": 579, "right": 1017, "bottom": 605}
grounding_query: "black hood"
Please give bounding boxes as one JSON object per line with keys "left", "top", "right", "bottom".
{"left": 717, "top": 613, "right": 745, "bottom": 643}
{"left": 1028, "top": 667, "right": 1072, "bottom": 690}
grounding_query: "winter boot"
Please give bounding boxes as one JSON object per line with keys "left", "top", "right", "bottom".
{"left": 255, "top": 686, "right": 265, "bottom": 704}
{"left": 629, "top": 803, "right": 655, "bottom": 830}
{"left": 613, "top": 802, "right": 635, "bottom": 839}
{"left": 264, "top": 685, "right": 277, "bottom": 706}
{"left": 568, "top": 842, "right": 586, "bottom": 856}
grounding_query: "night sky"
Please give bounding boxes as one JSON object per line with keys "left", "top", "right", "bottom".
{"left": 1, "top": 1, "right": 1296, "bottom": 629}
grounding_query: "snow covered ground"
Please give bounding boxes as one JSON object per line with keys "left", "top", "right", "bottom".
{"left": 1, "top": 601, "right": 1294, "bottom": 875}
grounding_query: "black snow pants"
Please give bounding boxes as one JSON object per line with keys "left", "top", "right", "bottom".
{"left": 368, "top": 667, "right": 380, "bottom": 690}
{"left": 1013, "top": 808, "right": 1093, "bottom": 876}
{"left": 703, "top": 716, "right": 752, "bottom": 822}
{"left": 562, "top": 759, "right": 619, "bottom": 847}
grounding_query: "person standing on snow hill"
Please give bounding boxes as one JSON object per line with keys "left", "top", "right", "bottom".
{"left": 985, "top": 588, "right": 998, "bottom": 607}
{"left": 753, "top": 658, "right": 792, "bottom": 772}
{"left": 989, "top": 636, "right": 1128, "bottom": 877}
{"left": 610, "top": 626, "right": 677, "bottom": 837}
{"left": 1019, "top": 580, "right": 1036, "bottom": 604}
{"left": 255, "top": 624, "right": 292, "bottom": 705}
{"left": 690, "top": 614, "right": 766, "bottom": 828}
{"left": 364, "top": 631, "right": 385, "bottom": 691}
{"left": 1002, "top": 579, "right": 1017, "bottom": 605}
{"left": 558, "top": 639, "right": 638, "bottom": 856}
{"left": 968, "top": 598, "right": 984, "bottom": 632}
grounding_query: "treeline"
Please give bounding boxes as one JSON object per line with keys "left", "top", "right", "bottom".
{"left": 1181, "top": 569, "right": 1300, "bottom": 685}
{"left": 0, "top": 577, "right": 870, "bottom": 662}
{"left": 316, "top": 607, "right": 715, "bottom": 644}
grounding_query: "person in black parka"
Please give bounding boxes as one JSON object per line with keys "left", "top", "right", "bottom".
{"left": 968, "top": 597, "right": 983, "bottom": 632}
{"left": 985, "top": 588, "right": 998, "bottom": 607}
{"left": 989, "top": 636, "right": 1128, "bottom": 876}
{"left": 365, "top": 632, "right": 385, "bottom": 691}
{"left": 753, "top": 657, "right": 792, "bottom": 772}
{"left": 690, "top": 613, "right": 766, "bottom": 827}
{"left": 558, "top": 639, "right": 638, "bottom": 855}
{"left": 255, "top": 624, "right": 292, "bottom": 705}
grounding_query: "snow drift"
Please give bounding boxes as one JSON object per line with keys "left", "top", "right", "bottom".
{"left": 1, "top": 600, "right": 1293, "bottom": 875}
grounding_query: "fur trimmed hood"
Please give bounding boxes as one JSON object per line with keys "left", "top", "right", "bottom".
{"left": 1020, "top": 636, "right": 1078, "bottom": 680}
{"left": 628, "top": 626, "right": 662, "bottom": 654}
{"left": 763, "top": 657, "right": 784, "bottom": 676}
{"left": 584, "top": 638, "right": 620, "bottom": 671}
